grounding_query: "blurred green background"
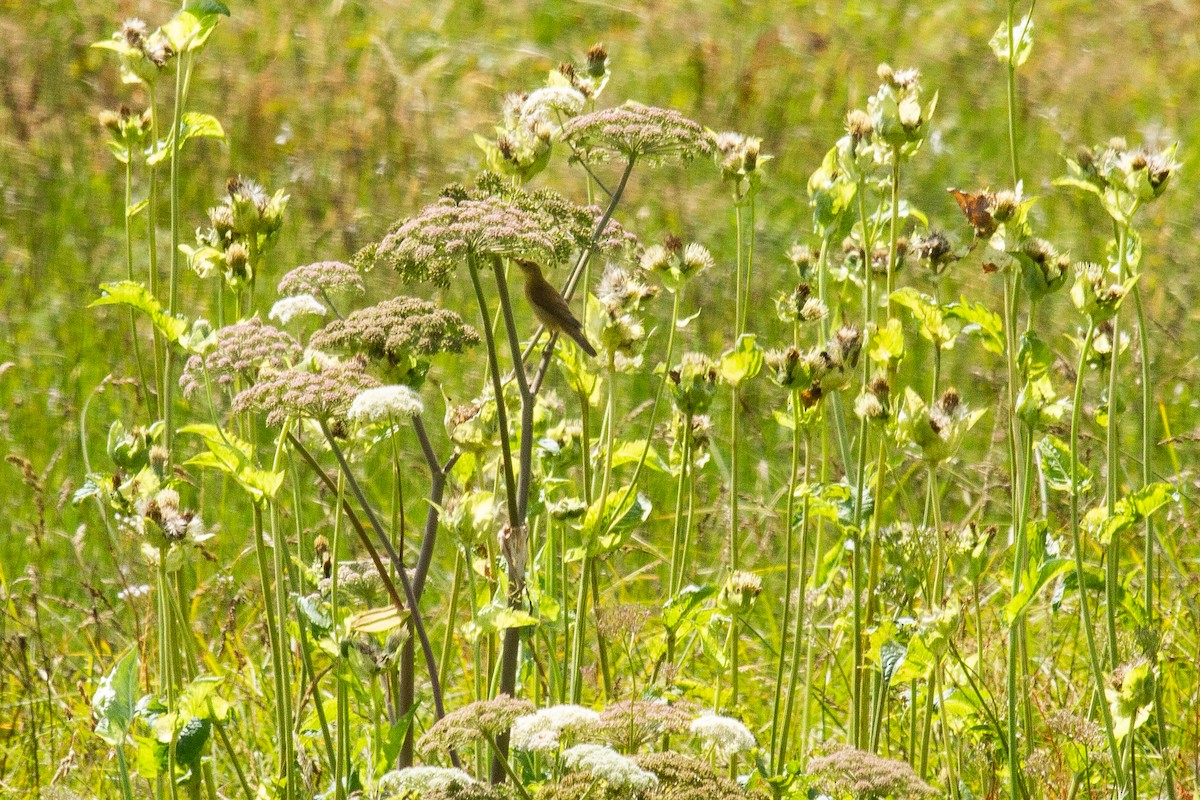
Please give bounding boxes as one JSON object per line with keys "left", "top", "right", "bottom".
{"left": 0, "top": 0, "right": 1198, "bottom": 771}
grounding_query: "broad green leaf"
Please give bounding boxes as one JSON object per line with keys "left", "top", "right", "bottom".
{"left": 892, "top": 633, "right": 934, "bottom": 683}
{"left": 989, "top": 14, "right": 1034, "bottom": 66}
{"left": 583, "top": 488, "right": 652, "bottom": 556}
{"left": 946, "top": 298, "right": 1004, "bottom": 355}
{"left": 891, "top": 287, "right": 952, "bottom": 347}
{"left": 91, "top": 281, "right": 187, "bottom": 343}
{"left": 719, "top": 334, "right": 763, "bottom": 386}
{"left": 868, "top": 317, "right": 905, "bottom": 365}
{"left": 161, "top": 2, "right": 228, "bottom": 54}
{"left": 146, "top": 112, "right": 227, "bottom": 165}
{"left": 662, "top": 584, "right": 716, "bottom": 630}
{"left": 1005, "top": 557, "right": 1072, "bottom": 623}
{"left": 609, "top": 440, "right": 667, "bottom": 473}
{"left": 1037, "top": 435, "right": 1091, "bottom": 495}
{"left": 92, "top": 649, "right": 140, "bottom": 746}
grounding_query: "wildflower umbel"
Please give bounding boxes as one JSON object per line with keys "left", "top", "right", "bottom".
{"left": 232, "top": 355, "right": 379, "bottom": 428}
{"left": 377, "top": 766, "right": 476, "bottom": 797}
{"left": 510, "top": 704, "right": 601, "bottom": 753}
{"left": 560, "top": 101, "right": 713, "bottom": 164}
{"left": 632, "top": 752, "right": 756, "bottom": 800}
{"left": 268, "top": 294, "right": 326, "bottom": 326}
{"left": 597, "top": 699, "right": 695, "bottom": 751}
{"left": 561, "top": 744, "right": 660, "bottom": 792}
{"left": 179, "top": 317, "right": 300, "bottom": 399}
{"left": 376, "top": 195, "right": 557, "bottom": 286}
{"left": 689, "top": 713, "right": 756, "bottom": 758}
{"left": 806, "top": 745, "right": 937, "bottom": 800}
{"left": 309, "top": 296, "right": 479, "bottom": 377}
{"left": 347, "top": 385, "right": 424, "bottom": 424}
{"left": 277, "top": 260, "right": 365, "bottom": 298}
{"left": 418, "top": 695, "right": 535, "bottom": 753}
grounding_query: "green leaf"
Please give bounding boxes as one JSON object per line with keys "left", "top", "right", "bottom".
{"left": 719, "top": 333, "right": 763, "bottom": 386}
{"left": 179, "top": 424, "right": 284, "bottom": 503}
{"left": 989, "top": 14, "right": 1034, "bottom": 66}
{"left": 583, "top": 488, "right": 652, "bottom": 557}
{"left": 1037, "top": 435, "right": 1091, "bottom": 495}
{"left": 868, "top": 317, "right": 905, "bottom": 365}
{"left": 1005, "top": 557, "right": 1072, "bottom": 623}
{"left": 91, "top": 281, "right": 187, "bottom": 343}
{"left": 892, "top": 633, "right": 934, "bottom": 683}
{"left": 662, "top": 584, "right": 716, "bottom": 630}
{"left": 161, "top": 3, "right": 228, "bottom": 54}
{"left": 609, "top": 440, "right": 667, "bottom": 473}
{"left": 146, "top": 112, "right": 227, "bottom": 166}
{"left": 92, "top": 649, "right": 140, "bottom": 746}
{"left": 946, "top": 298, "right": 1004, "bottom": 355}
{"left": 891, "top": 287, "right": 952, "bottom": 347}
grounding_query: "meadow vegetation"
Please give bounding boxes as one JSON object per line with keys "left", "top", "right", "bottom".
{"left": 1, "top": 2, "right": 1199, "bottom": 799}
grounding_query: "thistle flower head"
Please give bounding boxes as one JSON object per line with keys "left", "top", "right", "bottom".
{"left": 718, "top": 570, "right": 763, "bottom": 614}
{"left": 561, "top": 744, "right": 659, "bottom": 792}
{"left": 418, "top": 695, "right": 536, "bottom": 754}
{"left": 560, "top": 101, "right": 712, "bottom": 164}
{"left": 711, "top": 131, "right": 769, "bottom": 183}
{"left": 788, "top": 243, "right": 817, "bottom": 279}
{"left": 347, "top": 385, "right": 424, "bottom": 424}
{"left": 268, "top": 294, "right": 326, "bottom": 326}
{"left": 640, "top": 240, "right": 713, "bottom": 288}
{"left": 1071, "top": 261, "right": 1132, "bottom": 323}
{"left": 309, "top": 296, "right": 479, "bottom": 385}
{"left": 765, "top": 347, "right": 807, "bottom": 391}
{"left": 668, "top": 353, "right": 719, "bottom": 415}
{"left": 596, "top": 265, "right": 658, "bottom": 314}
{"left": 689, "top": 713, "right": 756, "bottom": 758}
{"left": 909, "top": 230, "right": 957, "bottom": 276}
{"left": 775, "top": 282, "right": 826, "bottom": 324}
{"left": 807, "top": 745, "right": 937, "bottom": 800}
{"left": 896, "top": 386, "right": 984, "bottom": 463}
{"left": 232, "top": 355, "right": 379, "bottom": 428}
{"left": 277, "top": 260, "right": 365, "bottom": 298}
{"left": 510, "top": 704, "right": 602, "bottom": 754}
{"left": 868, "top": 64, "right": 935, "bottom": 151}
{"left": 179, "top": 317, "right": 301, "bottom": 399}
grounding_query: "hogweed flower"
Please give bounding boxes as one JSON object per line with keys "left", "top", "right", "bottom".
{"left": 377, "top": 766, "right": 476, "bottom": 798}
{"left": 309, "top": 296, "right": 479, "bottom": 385}
{"left": 560, "top": 101, "right": 712, "bottom": 164}
{"left": 277, "top": 260, "right": 365, "bottom": 298}
{"left": 268, "top": 294, "right": 326, "bottom": 326}
{"left": 597, "top": 699, "right": 696, "bottom": 751}
{"left": 632, "top": 752, "right": 751, "bottom": 800}
{"left": 179, "top": 317, "right": 300, "bottom": 399}
{"left": 232, "top": 355, "right": 379, "bottom": 428}
{"left": 806, "top": 745, "right": 937, "bottom": 800}
{"left": 376, "top": 195, "right": 557, "bottom": 285}
{"left": 689, "top": 713, "right": 756, "bottom": 758}
{"left": 418, "top": 695, "right": 535, "bottom": 753}
{"left": 347, "top": 385, "right": 424, "bottom": 424}
{"left": 561, "top": 744, "right": 659, "bottom": 792}
{"left": 510, "top": 704, "right": 602, "bottom": 754}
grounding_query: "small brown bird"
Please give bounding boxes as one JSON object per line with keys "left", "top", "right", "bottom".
{"left": 514, "top": 259, "right": 597, "bottom": 357}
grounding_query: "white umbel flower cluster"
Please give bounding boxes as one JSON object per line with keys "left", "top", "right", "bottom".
{"left": 510, "top": 704, "right": 601, "bottom": 753}
{"left": 689, "top": 713, "right": 756, "bottom": 757}
{"left": 377, "top": 766, "right": 475, "bottom": 798}
{"left": 561, "top": 744, "right": 659, "bottom": 791}
{"left": 347, "top": 385, "right": 424, "bottom": 423}
{"left": 268, "top": 293, "right": 326, "bottom": 325}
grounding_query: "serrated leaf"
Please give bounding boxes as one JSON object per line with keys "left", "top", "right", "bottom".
{"left": 1037, "top": 435, "right": 1091, "bottom": 495}
{"left": 92, "top": 649, "right": 140, "bottom": 746}
{"left": 91, "top": 281, "right": 187, "bottom": 343}
{"left": 892, "top": 287, "right": 952, "bottom": 346}
{"left": 147, "top": 112, "right": 227, "bottom": 165}
{"left": 946, "top": 298, "right": 1004, "bottom": 355}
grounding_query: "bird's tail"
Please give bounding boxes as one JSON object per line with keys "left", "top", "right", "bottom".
{"left": 564, "top": 324, "right": 597, "bottom": 357}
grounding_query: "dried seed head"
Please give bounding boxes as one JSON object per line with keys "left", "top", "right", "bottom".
{"left": 846, "top": 109, "right": 874, "bottom": 142}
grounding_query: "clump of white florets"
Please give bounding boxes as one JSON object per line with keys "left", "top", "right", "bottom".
{"left": 561, "top": 744, "right": 659, "bottom": 791}
{"left": 689, "top": 713, "right": 756, "bottom": 758}
{"left": 510, "top": 704, "right": 602, "bottom": 753}
{"left": 269, "top": 293, "right": 326, "bottom": 325}
{"left": 348, "top": 385, "right": 424, "bottom": 424}
{"left": 376, "top": 766, "right": 475, "bottom": 798}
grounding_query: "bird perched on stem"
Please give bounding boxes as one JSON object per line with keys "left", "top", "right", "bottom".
{"left": 513, "top": 259, "right": 597, "bottom": 357}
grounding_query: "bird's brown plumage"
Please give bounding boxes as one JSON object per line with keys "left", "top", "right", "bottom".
{"left": 514, "top": 259, "right": 597, "bottom": 357}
